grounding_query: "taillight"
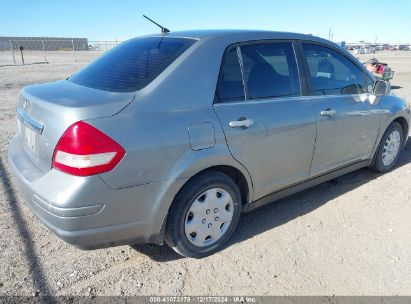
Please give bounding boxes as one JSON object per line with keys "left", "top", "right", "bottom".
{"left": 52, "top": 121, "right": 125, "bottom": 176}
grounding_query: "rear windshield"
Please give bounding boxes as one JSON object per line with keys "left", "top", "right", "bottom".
{"left": 69, "top": 37, "right": 195, "bottom": 92}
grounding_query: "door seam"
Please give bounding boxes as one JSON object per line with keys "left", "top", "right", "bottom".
{"left": 308, "top": 96, "right": 319, "bottom": 176}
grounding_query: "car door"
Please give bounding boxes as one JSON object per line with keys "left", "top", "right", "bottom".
{"left": 300, "top": 42, "right": 382, "bottom": 176}
{"left": 213, "top": 41, "right": 317, "bottom": 200}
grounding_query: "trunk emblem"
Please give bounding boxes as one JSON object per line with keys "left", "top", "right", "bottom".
{"left": 22, "top": 98, "right": 30, "bottom": 110}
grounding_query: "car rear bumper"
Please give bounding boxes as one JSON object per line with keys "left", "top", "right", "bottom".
{"left": 7, "top": 135, "right": 186, "bottom": 249}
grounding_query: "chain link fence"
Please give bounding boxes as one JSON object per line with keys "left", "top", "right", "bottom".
{"left": 0, "top": 38, "right": 123, "bottom": 66}
{"left": 2, "top": 37, "right": 411, "bottom": 67}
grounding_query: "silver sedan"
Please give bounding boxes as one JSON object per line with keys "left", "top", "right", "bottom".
{"left": 8, "top": 30, "right": 410, "bottom": 257}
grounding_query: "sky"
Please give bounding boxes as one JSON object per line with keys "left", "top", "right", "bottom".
{"left": 1, "top": 0, "right": 410, "bottom": 44}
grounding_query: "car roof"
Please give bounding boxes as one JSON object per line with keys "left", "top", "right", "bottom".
{"left": 150, "top": 29, "right": 331, "bottom": 44}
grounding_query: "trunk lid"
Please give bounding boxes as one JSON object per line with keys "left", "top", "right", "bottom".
{"left": 16, "top": 80, "right": 134, "bottom": 173}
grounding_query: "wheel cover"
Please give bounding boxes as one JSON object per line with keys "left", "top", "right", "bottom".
{"left": 382, "top": 130, "right": 401, "bottom": 166}
{"left": 184, "top": 188, "right": 234, "bottom": 247}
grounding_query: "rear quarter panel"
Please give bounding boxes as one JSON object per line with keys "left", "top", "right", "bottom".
{"left": 87, "top": 107, "right": 252, "bottom": 188}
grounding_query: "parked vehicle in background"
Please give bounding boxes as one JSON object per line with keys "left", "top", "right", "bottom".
{"left": 8, "top": 30, "right": 410, "bottom": 257}
{"left": 353, "top": 48, "right": 365, "bottom": 55}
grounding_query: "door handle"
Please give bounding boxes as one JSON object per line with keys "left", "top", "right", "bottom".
{"left": 229, "top": 118, "right": 254, "bottom": 128}
{"left": 320, "top": 109, "right": 337, "bottom": 117}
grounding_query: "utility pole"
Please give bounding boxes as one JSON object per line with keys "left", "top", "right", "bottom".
{"left": 72, "top": 39, "right": 77, "bottom": 62}
{"left": 19, "top": 46, "right": 25, "bottom": 65}
{"left": 9, "top": 40, "right": 16, "bottom": 65}
{"left": 42, "top": 40, "right": 47, "bottom": 62}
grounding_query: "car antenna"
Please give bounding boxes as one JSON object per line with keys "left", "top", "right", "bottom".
{"left": 142, "top": 15, "right": 170, "bottom": 34}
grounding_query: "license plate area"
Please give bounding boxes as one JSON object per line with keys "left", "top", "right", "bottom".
{"left": 18, "top": 119, "right": 37, "bottom": 154}
{"left": 25, "top": 126, "right": 36, "bottom": 153}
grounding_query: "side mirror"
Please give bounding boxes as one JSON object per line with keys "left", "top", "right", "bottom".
{"left": 368, "top": 80, "right": 390, "bottom": 105}
{"left": 373, "top": 80, "right": 389, "bottom": 96}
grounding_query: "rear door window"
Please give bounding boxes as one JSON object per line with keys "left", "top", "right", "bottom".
{"left": 69, "top": 37, "right": 195, "bottom": 92}
{"left": 216, "top": 48, "right": 245, "bottom": 102}
{"left": 216, "top": 42, "right": 301, "bottom": 102}
{"left": 302, "top": 43, "right": 366, "bottom": 96}
{"left": 241, "top": 42, "right": 301, "bottom": 99}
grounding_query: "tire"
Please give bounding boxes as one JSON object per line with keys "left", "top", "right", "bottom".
{"left": 164, "top": 171, "right": 242, "bottom": 258}
{"left": 372, "top": 122, "right": 403, "bottom": 172}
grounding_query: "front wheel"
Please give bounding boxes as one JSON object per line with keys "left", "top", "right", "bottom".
{"left": 372, "top": 122, "right": 404, "bottom": 172}
{"left": 165, "top": 171, "right": 242, "bottom": 258}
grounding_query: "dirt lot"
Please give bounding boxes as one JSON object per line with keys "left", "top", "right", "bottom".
{"left": 0, "top": 51, "right": 410, "bottom": 297}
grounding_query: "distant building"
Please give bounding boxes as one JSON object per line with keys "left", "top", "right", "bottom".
{"left": 0, "top": 36, "right": 88, "bottom": 51}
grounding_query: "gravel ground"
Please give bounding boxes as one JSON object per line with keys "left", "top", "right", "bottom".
{"left": 0, "top": 51, "right": 410, "bottom": 297}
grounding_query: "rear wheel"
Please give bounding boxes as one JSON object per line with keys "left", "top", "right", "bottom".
{"left": 372, "top": 122, "right": 403, "bottom": 172}
{"left": 165, "top": 171, "right": 241, "bottom": 258}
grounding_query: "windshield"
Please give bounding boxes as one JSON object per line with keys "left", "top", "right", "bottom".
{"left": 69, "top": 37, "right": 195, "bottom": 92}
